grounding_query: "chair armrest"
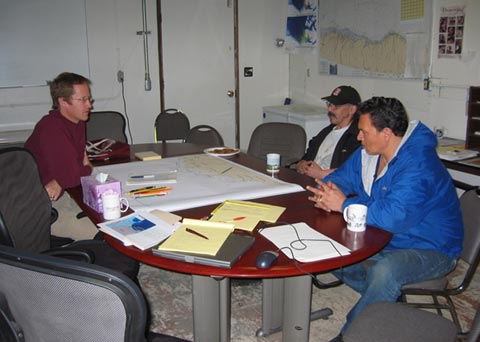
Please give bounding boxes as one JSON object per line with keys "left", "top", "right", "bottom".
{"left": 42, "top": 248, "right": 94, "bottom": 263}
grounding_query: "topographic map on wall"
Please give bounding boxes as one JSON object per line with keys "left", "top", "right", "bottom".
{"left": 318, "top": 0, "right": 432, "bottom": 79}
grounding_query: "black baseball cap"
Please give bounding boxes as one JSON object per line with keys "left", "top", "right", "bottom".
{"left": 321, "top": 86, "right": 361, "bottom": 106}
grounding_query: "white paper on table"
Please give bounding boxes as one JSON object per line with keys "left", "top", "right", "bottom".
{"left": 259, "top": 222, "right": 350, "bottom": 262}
{"left": 97, "top": 211, "right": 181, "bottom": 250}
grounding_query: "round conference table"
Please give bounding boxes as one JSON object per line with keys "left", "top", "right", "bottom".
{"left": 69, "top": 143, "right": 392, "bottom": 342}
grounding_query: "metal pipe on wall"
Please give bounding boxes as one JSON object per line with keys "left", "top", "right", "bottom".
{"left": 138, "top": 0, "right": 152, "bottom": 91}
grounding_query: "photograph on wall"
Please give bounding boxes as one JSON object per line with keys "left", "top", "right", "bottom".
{"left": 438, "top": 5, "right": 465, "bottom": 58}
{"left": 285, "top": 0, "right": 318, "bottom": 53}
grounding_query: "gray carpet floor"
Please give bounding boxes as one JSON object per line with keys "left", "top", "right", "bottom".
{"left": 138, "top": 260, "right": 480, "bottom": 342}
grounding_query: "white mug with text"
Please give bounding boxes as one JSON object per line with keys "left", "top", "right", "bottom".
{"left": 343, "top": 204, "right": 368, "bottom": 232}
{"left": 102, "top": 193, "right": 129, "bottom": 220}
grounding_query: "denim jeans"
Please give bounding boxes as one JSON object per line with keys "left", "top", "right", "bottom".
{"left": 332, "top": 249, "right": 456, "bottom": 334}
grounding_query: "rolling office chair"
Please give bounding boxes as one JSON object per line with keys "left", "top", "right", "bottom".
{"left": 400, "top": 185, "right": 480, "bottom": 334}
{"left": 86, "top": 111, "right": 128, "bottom": 143}
{"left": 343, "top": 302, "right": 467, "bottom": 342}
{"left": 185, "top": 125, "right": 224, "bottom": 147}
{"left": 247, "top": 122, "right": 306, "bottom": 167}
{"left": 154, "top": 109, "right": 190, "bottom": 143}
{"left": 0, "top": 244, "right": 189, "bottom": 342}
{"left": 0, "top": 147, "right": 139, "bottom": 281}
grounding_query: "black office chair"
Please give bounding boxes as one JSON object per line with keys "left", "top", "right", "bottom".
{"left": 154, "top": 109, "right": 190, "bottom": 143}
{"left": 0, "top": 147, "right": 139, "bottom": 281}
{"left": 400, "top": 185, "right": 480, "bottom": 333}
{"left": 343, "top": 302, "right": 461, "bottom": 342}
{"left": 87, "top": 111, "right": 128, "bottom": 143}
{"left": 247, "top": 122, "right": 306, "bottom": 167}
{"left": 0, "top": 244, "right": 189, "bottom": 342}
{"left": 185, "top": 125, "right": 224, "bottom": 147}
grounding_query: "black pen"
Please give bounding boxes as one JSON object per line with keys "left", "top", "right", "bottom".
{"left": 185, "top": 227, "right": 209, "bottom": 240}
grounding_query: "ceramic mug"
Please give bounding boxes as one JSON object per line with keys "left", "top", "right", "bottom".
{"left": 102, "top": 193, "right": 129, "bottom": 220}
{"left": 343, "top": 204, "right": 367, "bottom": 232}
{"left": 266, "top": 153, "right": 281, "bottom": 173}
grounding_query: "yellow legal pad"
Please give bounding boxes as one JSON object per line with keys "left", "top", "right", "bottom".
{"left": 157, "top": 218, "right": 234, "bottom": 256}
{"left": 208, "top": 200, "right": 285, "bottom": 232}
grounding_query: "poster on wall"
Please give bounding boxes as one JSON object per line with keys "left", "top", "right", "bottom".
{"left": 438, "top": 5, "right": 465, "bottom": 58}
{"left": 285, "top": 0, "right": 318, "bottom": 53}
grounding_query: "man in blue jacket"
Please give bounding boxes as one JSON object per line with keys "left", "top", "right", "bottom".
{"left": 307, "top": 97, "right": 463, "bottom": 341}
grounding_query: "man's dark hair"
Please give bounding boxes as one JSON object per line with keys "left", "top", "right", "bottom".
{"left": 358, "top": 97, "right": 409, "bottom": 136}
{"left": 50, "top": 72, "right": 91, "bottom": 110}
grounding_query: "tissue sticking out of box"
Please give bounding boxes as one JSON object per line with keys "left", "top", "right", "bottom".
{"left": 96, "top": 173, "right": 108, "bottom": 183}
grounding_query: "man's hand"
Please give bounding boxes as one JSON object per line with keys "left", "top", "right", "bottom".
{"left": 45, "top": 179, "right": 62, "bottom": 201}
{"left": 297, "top": 160, "right": 335, "bottom": 179}
{"left": 306, "top": 179, "right": 346, "bottom": 213}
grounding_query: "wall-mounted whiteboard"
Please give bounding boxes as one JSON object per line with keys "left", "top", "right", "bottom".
{"left": 0, "top": 0, "right": 89, "bottom": 88}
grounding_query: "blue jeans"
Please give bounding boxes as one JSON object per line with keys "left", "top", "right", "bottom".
{"left": 332, "top": 249, "right": 456, "bottom": 334}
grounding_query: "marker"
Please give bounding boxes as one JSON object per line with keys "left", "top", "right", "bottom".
{"left": 127, "top": 186, "right": 155, "bottom": 195}
{"left": 223, "top": 216, "right": 246, "bottom": 222}
{"left": 185, "top": 228, "right": 209, "bottom": 240}
{"left": 221, "top": 167, "right": 232, "bottom": 174}
{"left": 135, "top": 193, "right": 167, "bottom": 199}
{"left": 130, "top": 174, "right": 155, "bottom": 179}
{"left": 133, "top": 187, "right": 172, "bottom": 195}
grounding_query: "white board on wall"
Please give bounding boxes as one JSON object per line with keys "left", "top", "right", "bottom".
{"left": 0, "top": 0, "right": 89, "bottom": 88}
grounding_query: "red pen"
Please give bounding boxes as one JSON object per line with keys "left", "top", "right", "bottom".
{"left": 185, "top": 227, "right": 209, "bottom": 240}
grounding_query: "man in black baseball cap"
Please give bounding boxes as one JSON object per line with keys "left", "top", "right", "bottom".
{"left": 295, "top": 85, "right": 361, "bottom": 179}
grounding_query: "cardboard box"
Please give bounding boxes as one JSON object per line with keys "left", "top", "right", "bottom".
{"left": 80, "top": 175, "right": 122, "bottom": 213}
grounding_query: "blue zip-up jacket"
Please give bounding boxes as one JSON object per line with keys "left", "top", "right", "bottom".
{"left": 324, "top": 121, "right": 463, "bottom": 259}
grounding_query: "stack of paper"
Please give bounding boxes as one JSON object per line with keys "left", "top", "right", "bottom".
{"left": 97, "top": 211, "right": 181, "bottom": 250}
{"left": 134, "top": 151, "right": 162, "bottom": 161}
{"left": 260, "top": 222, "right": 350, "bottom": 262}
{"left": 436, "top": 144, "right": 478, "bottom": 161}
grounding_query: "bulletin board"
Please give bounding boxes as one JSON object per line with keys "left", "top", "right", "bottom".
{"left": 0, "top": 0, "right": 89, "bottom": 88}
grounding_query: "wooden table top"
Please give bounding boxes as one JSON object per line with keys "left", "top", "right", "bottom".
{"left": 68, "top": 142, "right": 391, "bottom": 279}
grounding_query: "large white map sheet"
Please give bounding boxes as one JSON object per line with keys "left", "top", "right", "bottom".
{"left": 95, "top": 154, "right": 304, "bottom": 213}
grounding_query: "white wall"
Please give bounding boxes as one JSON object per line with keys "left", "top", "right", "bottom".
{"left": 289, "top": 0, "right": 480, "bottom": 141}
{"left": 0, "top": 0, "right": 289, "bottom": 148}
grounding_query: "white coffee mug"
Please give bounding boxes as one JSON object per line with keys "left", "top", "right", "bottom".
{"left": 102, "top": 193, "right": 129, "bottom": 220}
{"left": 266, "top": 153, "right": 281, "bottom": 173}
{"left": 343, "top": 204, "right": 368, "bottom": 232}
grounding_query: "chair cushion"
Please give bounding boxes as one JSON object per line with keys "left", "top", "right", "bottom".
{"left": 402, "top": 276, "right": 448, "bottom": 290}
{"left": 344, "top": 302, "right": 457, "bottom": 342}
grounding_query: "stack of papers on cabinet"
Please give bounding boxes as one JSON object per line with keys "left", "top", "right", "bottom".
{"left": 436, "top": 144, "right": 478, "bottom": 161}
{"left": 97, "top": 211, "right": 181, "bottom": 250}
{"left": 260, "top": 222, "right": 350, "bottom": 262}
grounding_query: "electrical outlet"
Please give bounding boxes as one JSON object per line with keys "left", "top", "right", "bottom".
{"left": 117, "top": 70, "right": 124, "bottom": 83}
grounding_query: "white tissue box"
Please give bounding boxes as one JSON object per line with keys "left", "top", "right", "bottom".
{"left": 80, "top": 175, "right": 122, "bottom": 213}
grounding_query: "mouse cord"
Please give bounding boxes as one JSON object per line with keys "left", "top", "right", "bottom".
{"left": 258, "top": 221, "right": 345, "bottom": 288}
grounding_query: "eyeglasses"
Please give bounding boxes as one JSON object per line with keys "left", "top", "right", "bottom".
{"left": 71, "top": 96, "right": 94, "bottom": 104}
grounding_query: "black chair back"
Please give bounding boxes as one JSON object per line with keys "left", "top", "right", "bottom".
{"left": 154, "top": 109, "right": 190, "bottom": 142}
{"left": 0, "top": 244, "right": 147, "bottom": 342}
{"left": 247, "top": 122, "right": 306, "bottom": 167}
{"left": 87, "top": 111, "right": 128, "bottom": 143}
{"left": 0, "top": 147, "right": 51, "bottom": 252}
{"left": 185, "top": 125, "right": 224, "bottom": 147}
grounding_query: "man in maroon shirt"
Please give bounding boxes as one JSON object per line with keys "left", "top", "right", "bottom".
{"left": 25, "top": 72, "right": 98, "bottom": 239}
